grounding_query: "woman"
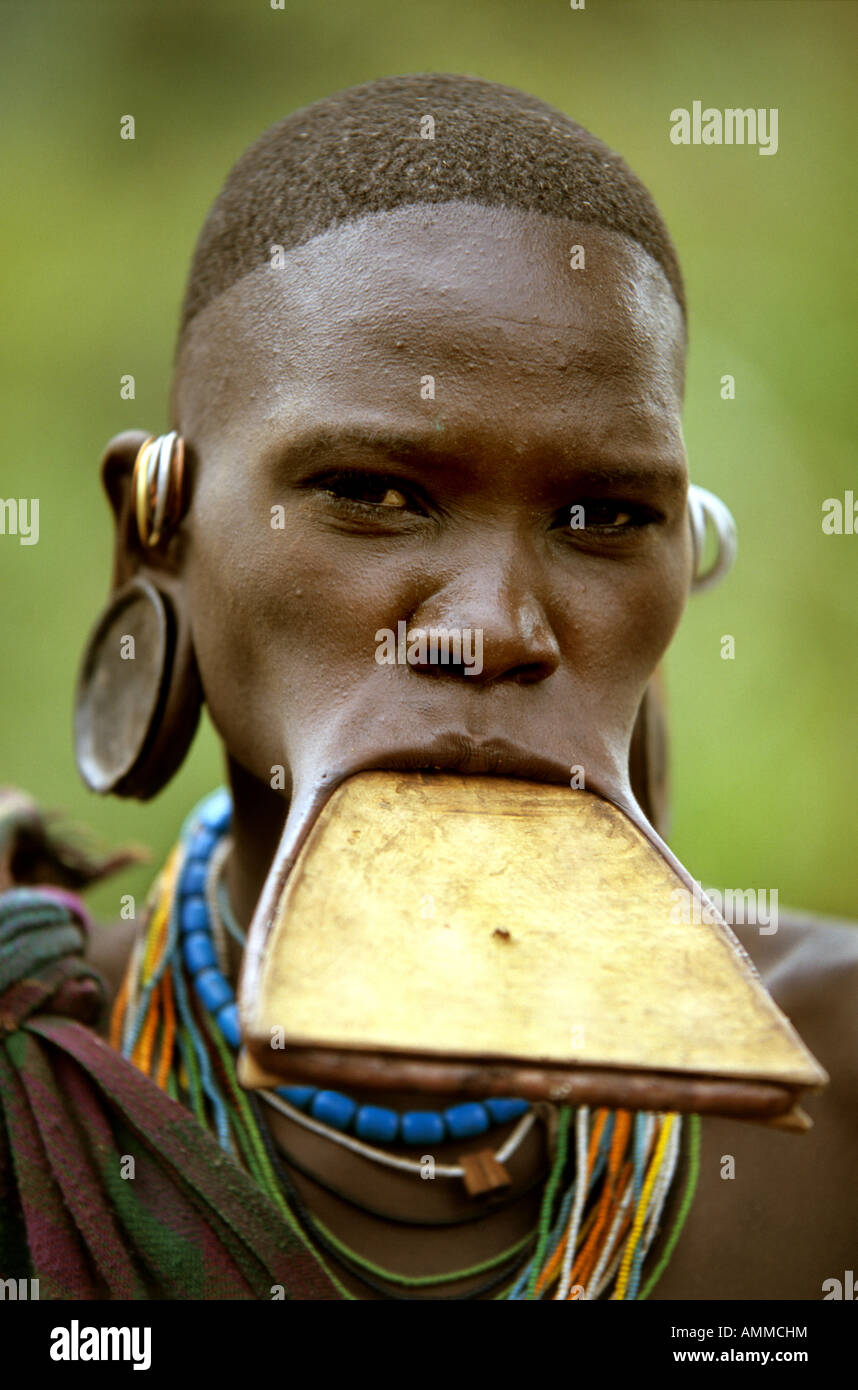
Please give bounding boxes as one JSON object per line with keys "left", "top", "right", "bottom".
{"left": 2, "top": 73, "right": 854, "bottom": 1301}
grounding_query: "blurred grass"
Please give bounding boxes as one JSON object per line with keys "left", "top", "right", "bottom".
{"left": 0, "top": 0, "right": 855, "bottom": 922}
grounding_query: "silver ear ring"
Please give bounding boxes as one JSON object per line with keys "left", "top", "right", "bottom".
{"left": 688, "top": 484, "right": 738, "bottom": 593}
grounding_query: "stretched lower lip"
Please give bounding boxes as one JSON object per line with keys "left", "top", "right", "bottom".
{"left": 370, "top": 735, "right": 571, "bottom": 784}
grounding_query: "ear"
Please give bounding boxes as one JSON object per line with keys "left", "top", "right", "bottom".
{"left": 100, "top": 429, "right": 192, "bottom": 592}
{"left": 75, "top": 430, "right": 202, "bottom": 800}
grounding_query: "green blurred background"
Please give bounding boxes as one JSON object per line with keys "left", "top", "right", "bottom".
{"left": 1, "top": 0, "right": 855, "bottom": 923}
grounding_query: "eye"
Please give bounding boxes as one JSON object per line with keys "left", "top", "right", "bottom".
{"left": 318, "top": 471, "right": 421, "bottom": 512}
{"left": 580, "top": 502, "right": 635, "bottom": 529}
{"left": 566, "top": 499, "right": 655, "bottom": 532}
{"left": 375, "top": 487, "right": 407, "bottom": 509}
{"left": 327, "top": 479, "right": 408, "bottom": 509}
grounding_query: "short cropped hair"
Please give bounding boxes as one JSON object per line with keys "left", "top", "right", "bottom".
{"left": 178, "top": 72, "right": 685, "bottom": 343}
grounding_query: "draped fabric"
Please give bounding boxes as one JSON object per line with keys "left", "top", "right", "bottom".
{"left": 0, "top": 887, "right": 336, "bottom": 1299}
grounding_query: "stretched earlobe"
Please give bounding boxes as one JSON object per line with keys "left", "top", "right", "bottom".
{"left": 74, "top": 576, "right": 203, "bottom": 800}
{"left": 688, "top": 484, "right": 738, "bottom": 592}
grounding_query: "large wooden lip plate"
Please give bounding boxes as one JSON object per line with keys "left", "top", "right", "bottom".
{"left": 237, "top": 772, "right": 828, "bottom": 1129}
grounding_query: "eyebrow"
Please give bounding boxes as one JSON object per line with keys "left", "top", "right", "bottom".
{"left": 271, "top": 422, "right": 686, "bottom": 493}
{"left": 273, "top": 423, "right": 438, "bottom": 471}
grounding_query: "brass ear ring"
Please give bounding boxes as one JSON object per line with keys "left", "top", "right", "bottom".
{"left": 74, "top": 576, "right": 203, "bottom": 800}
{"left": 132, "top": 432, "right": 186, "bottom": 547}
{"left": 688, "top": 484, "right": 738, "bottom": 592}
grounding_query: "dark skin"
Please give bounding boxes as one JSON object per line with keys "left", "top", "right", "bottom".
{"left": 93, "top": 203, "right": 857, "bottom": 1298}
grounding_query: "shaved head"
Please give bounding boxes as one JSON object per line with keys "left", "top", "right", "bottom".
{"left": 177, "top": 72, "right": 686, "bottom": 350}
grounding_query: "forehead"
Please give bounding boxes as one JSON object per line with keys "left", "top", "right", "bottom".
{"left": 174, "top": 203, "right": 686, "bottom": 457}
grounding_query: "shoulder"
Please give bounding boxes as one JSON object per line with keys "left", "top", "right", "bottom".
{"left": 731, "top": 909, "right": 858, "bottom": 1108}
{"left": 731, "top": 908, "right": 858, "bottom": 1004}
{"left": 652, "top": 908, "right": 858, "bottom": 1300}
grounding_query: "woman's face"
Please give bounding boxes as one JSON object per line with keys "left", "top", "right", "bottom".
{"left": 169, "top": 203, "right": 691, "bottom": 810}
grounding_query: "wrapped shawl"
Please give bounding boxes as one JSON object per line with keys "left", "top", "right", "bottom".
{"left": 0, "top": 801, "right": 336, "bottom": 1300}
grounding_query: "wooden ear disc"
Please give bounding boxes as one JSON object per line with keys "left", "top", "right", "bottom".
{"left": 74, "top": 576, "right": 202, "bottom": 800}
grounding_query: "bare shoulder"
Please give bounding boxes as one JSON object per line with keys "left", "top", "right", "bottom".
{"left": 731, "top": 909, "right": 858, "bottom": 1088}
{"left": 735, "top": 907, "right": 858, "bottom": 987}
{"left": 653, "top": 909, "right": 858, "bottom": 1300}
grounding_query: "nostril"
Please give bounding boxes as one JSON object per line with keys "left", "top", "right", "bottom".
{"left": 409, "top": 659, "right": 474, "bottom": 680}
{"left": 401, "top": 601, "right": 560, "bottom": 683}
{"left": 505, "top": 662, "right": 554, "bottom": 685}
{"left": 408, "top": 656, "right": 553, "bottom": 685}
{"left": 395, "top": 623, "right": 486, "bottom": 678}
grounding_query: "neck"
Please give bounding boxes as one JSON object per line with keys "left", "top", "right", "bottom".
{"left": 223, "top": 757, "right": 288, "bottom": 930}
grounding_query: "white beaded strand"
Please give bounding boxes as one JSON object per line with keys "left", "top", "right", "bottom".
{"left": 259, "top": 1085, "right": 537, "bottom": 1179}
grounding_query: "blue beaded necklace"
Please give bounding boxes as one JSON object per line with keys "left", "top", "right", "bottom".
{"left": 177, "top": 788, "right": 530, "bottom": 1148}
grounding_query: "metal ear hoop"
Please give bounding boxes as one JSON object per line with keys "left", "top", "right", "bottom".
{"left": 688, "top": 484, "right": 738, "bottom": 593}
{"left": 132, "top": 431, "right": 186, "bottom": 547}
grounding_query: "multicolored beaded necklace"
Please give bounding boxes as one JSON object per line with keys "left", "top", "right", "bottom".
{"left": 111, "top": 789, "right": 700, "bottom": 1300}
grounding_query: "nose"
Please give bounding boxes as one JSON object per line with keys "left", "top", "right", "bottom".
{"left": 405, "top": 553, "right": 561, "bottom": 686}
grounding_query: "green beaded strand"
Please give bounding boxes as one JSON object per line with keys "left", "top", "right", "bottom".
{"left": 525, "top": 1106, "right": 572, "bottom": 1300}
{"left": 310, "top": 1214, "right": 538, "bottom": 1289}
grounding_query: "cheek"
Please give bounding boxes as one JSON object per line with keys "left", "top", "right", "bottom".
{"left": 554, "top": 546, "right": 689, "bottom": 695}
{"left": 182, "top": 493, "right": 306, "bottom": 772}
{"left": 618, "top": 565, "right": 687, "bottom": 662}
{"left": 183, "top": 509, "right": 411, "bottom": 773}
{"left": 243, "top": 537, "right": 410, "bottom": 677}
